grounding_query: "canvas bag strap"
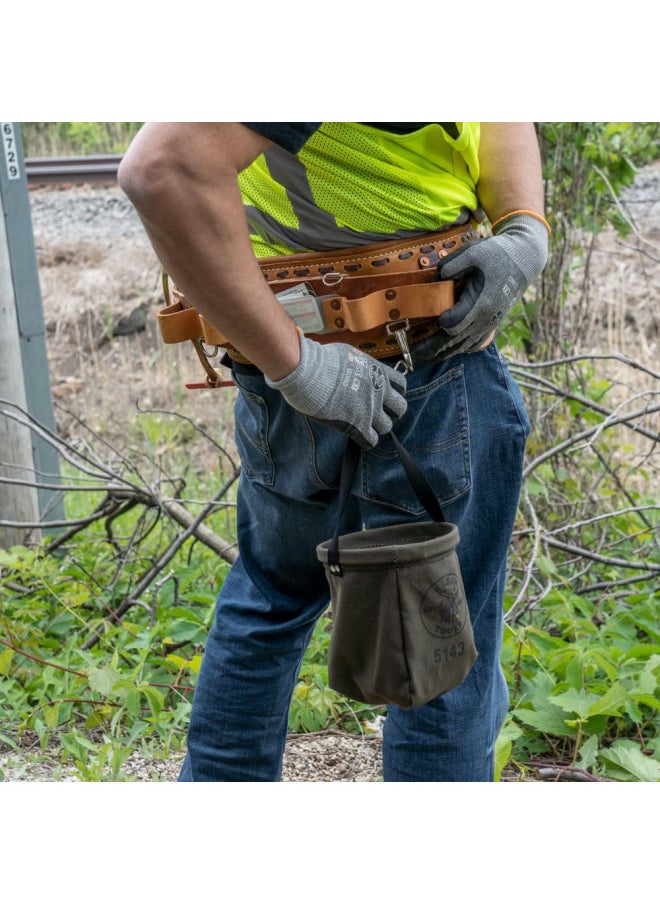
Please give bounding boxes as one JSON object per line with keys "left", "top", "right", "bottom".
{"left": 327, "top": 434, "right": 446, "bottom": 575}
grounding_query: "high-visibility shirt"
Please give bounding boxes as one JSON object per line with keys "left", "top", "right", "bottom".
{"left": 239, "top": 122, "right": 482, "bottom": 257}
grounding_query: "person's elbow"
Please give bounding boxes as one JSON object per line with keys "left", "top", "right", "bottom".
{"left": 118, "top": 133, "right": 176, "bottom": 214}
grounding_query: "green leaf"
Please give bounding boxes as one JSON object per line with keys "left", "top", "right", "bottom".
{"left": 140, "top": 685, "right": 164, "bottom": 718}
{"left": 164, "top": 619, "right": 205, "bottom": 643}
{"left": 536, "top": 554, "right": 558, "bottom": 577}
{"left": 87, "top": 665, "right": 122, "bottom": 696}
{"left": 586, "top": 683, "right": 629, "bottom": 718}
{"left": 513, "top": 706, "right": 574, "bottom": 737}
{"left": 576, "top": 735, "right": 599, "bottom": 770}
{"left": 0, "top": 648, "right": 14, "bottom": 676}
{"left": 551, "top": 687, "right": 596, "bottom": 718}
{"left": 494, "top": 738, "right": 512, "bottom": 782}
{"left": 630, "top": 694, "right": 660, "bottom": 710}
{"left": 600, "top": 741, "right": 660, "bottom": 782}
{"left": 85, "top": 706, "right": 112, "bottom": 730}
{"left": 494, "top": 719, "right": 522, "bottom": 782}
{"left": 57, "top": 579, "right": 91, "bottom": 607}
{"left": 563, "top": 653, "right": 585, "bottom": 689}
{"left": 124, "top": 688, "right": 140, "bottom": 717}
{"left": 0, "top": 546, "right": 35, "bottom": 569}
{"left": 44, "top": 704, "right": 60, "bottom": 730}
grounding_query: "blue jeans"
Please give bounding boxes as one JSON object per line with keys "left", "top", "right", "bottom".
{"left": 178, "top": 343, "right": 530, "bottom": 781}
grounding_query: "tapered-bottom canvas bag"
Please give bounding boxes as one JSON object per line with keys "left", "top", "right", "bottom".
{"left": 316, "top": 434, "right": 477, "bottom": 710}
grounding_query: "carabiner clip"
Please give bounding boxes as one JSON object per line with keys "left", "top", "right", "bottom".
{"left": 386, "top": 318, "right": 414, "bottom": 372}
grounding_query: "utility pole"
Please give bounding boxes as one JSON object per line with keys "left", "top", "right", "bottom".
{"left": 0, "top": 122, "right": 63, "bottom": 548}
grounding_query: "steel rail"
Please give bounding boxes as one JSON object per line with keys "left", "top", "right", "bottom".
{"left": 25, "top": 154, "right": 122, "bottom": 185}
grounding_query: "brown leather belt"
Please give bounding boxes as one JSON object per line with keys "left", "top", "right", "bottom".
{"left": 157, "top": 221, "right": 485, "bottom": 387}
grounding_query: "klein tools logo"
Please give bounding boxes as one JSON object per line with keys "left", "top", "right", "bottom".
{"left": 368, "top": 363, "right": 384, "bottom": 392}
{"left": 344, "top": 353, "right": 384, "bottom": 394}
{"left": 420, "top": 574, "right": 466, "bottom": 638}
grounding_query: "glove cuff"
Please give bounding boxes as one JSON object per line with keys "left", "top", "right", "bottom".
{"left": 491, "top": 212, "right": 549, "bottom": 283}
{"left": 491, "top": 209, "right": 551, "bottom": 235}
{"left": 265, "top": 334, "right": 331, "bottom": 410}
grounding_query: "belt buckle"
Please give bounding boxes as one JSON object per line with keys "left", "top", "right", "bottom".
{"left": 386, "top": 318, "right": 413, "bottom": 372}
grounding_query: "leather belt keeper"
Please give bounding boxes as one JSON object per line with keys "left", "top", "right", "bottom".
{"left": 157, "top": 221, "right": 484, "bottom": 379}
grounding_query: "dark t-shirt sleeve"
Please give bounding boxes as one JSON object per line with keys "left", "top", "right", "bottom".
{"left": 242, "top": 123, "right": 322, "bottom": 154}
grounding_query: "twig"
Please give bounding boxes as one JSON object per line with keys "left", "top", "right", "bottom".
{"left": 81, "top": 481, "right": 238, "bottom": 650}
{"left": 532, "top": 763, "right": 611, "bottom": 782}
{"left": 523, "top": 401, "right": 660, "bottom": 478}
{"left": 575, "top": 571, "right": 657, "bottom": 595}
{"left": 510, "top": 352, "right": 660, "bottom": 381}
{"left": 544, "top": 536, "right": 659, "bottom": 572}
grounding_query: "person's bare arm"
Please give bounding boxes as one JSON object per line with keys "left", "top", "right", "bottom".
{"left": 119, "top": 122, "right": 408, "bottom": 449}
{"left": 414, "top": 122, "right": 548, "bottom": 362}
{"left": 476, "top": 122, "right": 546, "bottom": 222}
{"left": 118, "top": 122, "right": 300, "bottom": 380}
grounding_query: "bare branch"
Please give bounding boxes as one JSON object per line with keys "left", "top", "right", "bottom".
{"left": 523, "top": 401, "right": 660, "bottom": 478}
{"left": 81, "top": 481, "right": 237, "bottom": 650}
{"left": 544, "top": 536, "right": 659, "bottom": 572}
{"left": 510, "top": 353, "right": 660, "bottom": 381}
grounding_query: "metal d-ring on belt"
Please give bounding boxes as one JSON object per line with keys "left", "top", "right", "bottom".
{"left": 156, "top": 221, "right": 483, "bottom": 388}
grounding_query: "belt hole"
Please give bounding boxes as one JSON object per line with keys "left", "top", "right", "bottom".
{"left": 319, "top": 265, "right": 335, "bottom": 274}
{"left": 344, "top": 263, "right": 362, "bottom": 272}
{"left": 276, "top": 270, "right": 289, "bottom": 279}
{"left": 385, "top": 337, "right": 398, "bottom": 346}
{"left": 371, "top": 258, "right": 390, "bottom": 267}
{"left": 293, "top": 268, "right": 310, "bottom": 276}
{"left": 412, "top": 326, "right": 431, "bottom": 338}
{"left": 358, "top": 342, "right": 377, "bottom": 350}
{"left": 420, "top": 244, "right": 434, "bottom": 253}
{"left": 442, "top": 240, "right": 456, "bottom": 249}
{"left": 398, "top": 251, "right": 413, "bottom": 260}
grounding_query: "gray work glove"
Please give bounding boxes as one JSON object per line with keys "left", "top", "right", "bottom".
{"left": 414, "top": 213, "right": 549, "bottom": 362}
{"left": 266, "top": 336, "right": 407, "bottom": 450}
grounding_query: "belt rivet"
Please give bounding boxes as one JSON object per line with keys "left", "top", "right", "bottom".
{"left": 419, "top": 256, "right": 430, "bottom": 267}
{"left": 388, "top": 308, "right": 400, "bottom": 320}
{"left": 385, "top": 289, "right": 397, "bottom": 301}
{"left": 330, "top": 299, "right": 341, "bottom": 310}
{"left": 334, "top": 317, "right": 345, "bottom": 329}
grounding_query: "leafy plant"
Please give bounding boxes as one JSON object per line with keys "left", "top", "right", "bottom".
{"left": 20, "top": 123, "right": 142, "bottom": 157}
{"left": 288, "top": 614, "right": 383, "bottom": 734}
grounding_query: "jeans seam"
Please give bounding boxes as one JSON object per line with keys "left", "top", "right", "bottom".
{"left": 496, "top": 351, "right": 531, "bottom": 438}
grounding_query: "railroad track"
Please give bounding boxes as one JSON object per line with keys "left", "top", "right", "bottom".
{"left": 26, "top": 154, "right": 122, "bottom": 185}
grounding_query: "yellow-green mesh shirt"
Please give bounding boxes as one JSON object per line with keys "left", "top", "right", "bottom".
{"left": 238, "top": 122, "right": 482, "bottom": 257}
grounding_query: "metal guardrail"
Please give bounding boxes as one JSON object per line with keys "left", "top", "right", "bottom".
{"left": 25, "top": 154, "right": 122, "bottom": 184}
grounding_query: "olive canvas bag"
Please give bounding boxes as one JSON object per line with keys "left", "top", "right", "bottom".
{"left": 316, "top": 433, "right": 477, "bottom": 710}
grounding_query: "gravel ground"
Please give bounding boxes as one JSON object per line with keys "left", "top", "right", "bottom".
{"left": 1, "top": 732, "right": 385, "bottom": 782}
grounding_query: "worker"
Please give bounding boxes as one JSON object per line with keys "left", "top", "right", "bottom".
{"left": 118, "top": 122, "right": 548, "bottom": 781}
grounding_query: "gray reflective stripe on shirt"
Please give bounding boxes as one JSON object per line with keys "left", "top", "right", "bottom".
{"left": 245, "top": 144, "right": 437, "bottom": 251}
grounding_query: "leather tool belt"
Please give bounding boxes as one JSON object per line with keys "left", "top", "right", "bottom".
{"left": 157, "top": 220, "right": 484, "bottom": 388}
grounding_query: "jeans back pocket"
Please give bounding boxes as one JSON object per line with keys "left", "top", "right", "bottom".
{"left": 361, "top": 363, "right": 471, "bottom": 516}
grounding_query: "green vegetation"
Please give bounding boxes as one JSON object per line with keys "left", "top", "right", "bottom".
{"left": 20, "top": 122, "right": 142, "bottom": 157}
{"left": 1, "top": 123, "right": 658, "bottom": 781}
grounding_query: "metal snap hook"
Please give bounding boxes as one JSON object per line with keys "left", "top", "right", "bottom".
{"left": 386, "top": 318, "right": 414, "bottom": 372}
